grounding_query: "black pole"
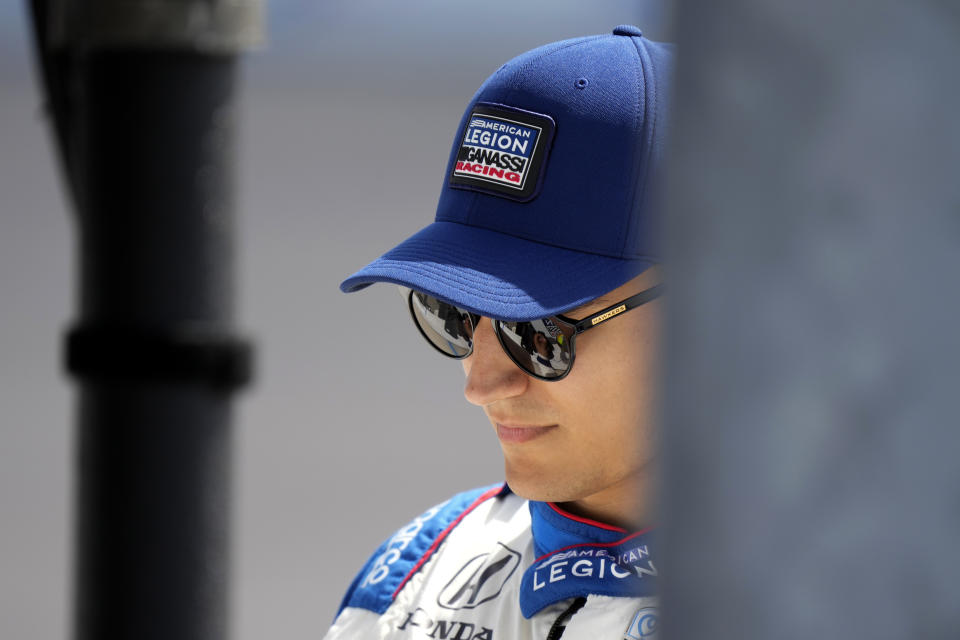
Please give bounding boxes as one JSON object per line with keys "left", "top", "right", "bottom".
{"left": 70, "top": 52, "right": 246, "bottom": 640}
{"left": 28, "top": 2, "right": 260, "bottom": 640}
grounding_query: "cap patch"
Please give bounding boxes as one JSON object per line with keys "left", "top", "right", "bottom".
{"left": 449, "top": 103, "right": 555, "bottom": 202}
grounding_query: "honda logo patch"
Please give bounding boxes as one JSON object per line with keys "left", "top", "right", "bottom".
{"left": 449, "top": 103, "right": 555, "bottom": 202}
{"left": 437, "top": 542, "right": 521, "bottom": 610}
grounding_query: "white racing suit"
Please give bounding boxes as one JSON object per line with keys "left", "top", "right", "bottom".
{"left": 323, "top": 484, "right": 658, "bottom": 640}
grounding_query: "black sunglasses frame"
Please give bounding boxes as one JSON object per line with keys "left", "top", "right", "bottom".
{"left": 406, "top": 284, "right": 662, "bottom": 381}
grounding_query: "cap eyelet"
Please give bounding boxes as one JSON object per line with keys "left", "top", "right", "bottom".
{"left": 575, "top": 77, "right": 589, "bottom": 90}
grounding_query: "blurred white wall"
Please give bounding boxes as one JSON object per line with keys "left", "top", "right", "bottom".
{"left": 0, "top": 2, "right": 673, "bottom": 637}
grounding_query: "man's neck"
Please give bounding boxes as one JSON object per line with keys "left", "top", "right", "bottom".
{"left": 557, "top": 465, "right": 656, "bottom": 531}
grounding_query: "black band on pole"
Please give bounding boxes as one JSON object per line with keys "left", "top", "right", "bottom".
{"left": 66, "top": 325, "right": 253, "bottom": 390}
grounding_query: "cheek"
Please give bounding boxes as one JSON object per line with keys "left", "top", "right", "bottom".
{"left": 565, "top": 315, "right": 659, "bottom": 429}
{"left": 557, "top": 349, "right": 634, "bottom": 439}
{"left": 569, "top": 331, "right": 643, "bottom": 397}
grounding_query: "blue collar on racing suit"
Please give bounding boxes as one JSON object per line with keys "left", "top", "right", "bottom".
{"left": 520, "top": 500, "right": 657, "bottom": 618}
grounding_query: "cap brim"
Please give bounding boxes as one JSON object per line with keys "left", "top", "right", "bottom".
{"left": 340, "top": 221, "right": 654, "bottom": 321}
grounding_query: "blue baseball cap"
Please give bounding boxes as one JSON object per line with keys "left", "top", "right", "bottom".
{"left": 341, "top": 25, "right": 673, "bottom": 322}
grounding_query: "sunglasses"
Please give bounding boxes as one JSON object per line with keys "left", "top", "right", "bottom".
{"left": 404, "top": 284, "right": 662, "bottom": 381}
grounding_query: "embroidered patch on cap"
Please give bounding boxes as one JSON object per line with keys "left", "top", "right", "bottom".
{"left": 449, "top": 103, "right": 555, "bottom": 202}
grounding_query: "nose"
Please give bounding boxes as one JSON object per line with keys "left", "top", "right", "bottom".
{"left": 463, "top": 317, "right": 528, "bottom": 406}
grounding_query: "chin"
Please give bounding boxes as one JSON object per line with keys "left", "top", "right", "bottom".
{"left": 503, "top": 466, "right": 583, "bottom": 503}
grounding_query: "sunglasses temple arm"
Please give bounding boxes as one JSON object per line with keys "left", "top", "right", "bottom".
{"left": 572, "top": 283, "right": 664, "bottom": 333}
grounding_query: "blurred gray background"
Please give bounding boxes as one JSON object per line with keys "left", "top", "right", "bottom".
{"left": 0, "top": 2, "right": 673, "bottom": 637}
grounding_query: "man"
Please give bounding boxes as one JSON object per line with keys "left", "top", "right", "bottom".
{"left": 327, "top": 25, "right": 672, "bottom": 640}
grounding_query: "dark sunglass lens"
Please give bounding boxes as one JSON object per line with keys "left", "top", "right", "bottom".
{"left": 496, "top": 317, "right": 574, "bottom": 378}
{"left": 409, "top": 291, "right": 474, "bottom": 357}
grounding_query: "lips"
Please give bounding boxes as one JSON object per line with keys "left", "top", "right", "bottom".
{"left": 495, "top": 423, "right": 557, "bottom": 444}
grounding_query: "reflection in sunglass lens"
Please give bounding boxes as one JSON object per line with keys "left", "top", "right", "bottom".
{"left": 496, "top": 317, "right": 575, "bottom": 379}
{"left": 409, "top": 291, "right": 474, "bottom": 357}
